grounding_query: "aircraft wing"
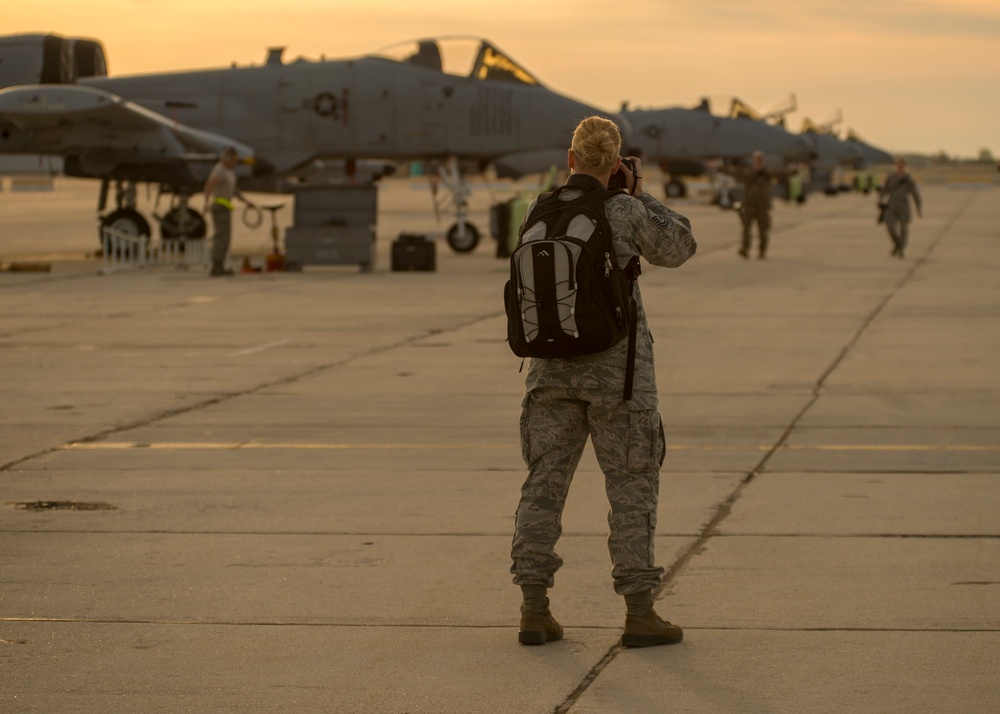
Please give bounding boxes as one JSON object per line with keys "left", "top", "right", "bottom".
{"left": 0, "top": 84, "right": 254, "bottom": 175}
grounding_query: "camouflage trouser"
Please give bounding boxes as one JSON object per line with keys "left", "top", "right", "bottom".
{"left": 885, "top": 210, "right": 909, "bottom": 253}
{"left": 740, "top": 206, "right": 771, "bottom": 256}
{"left": 210, "top": 204, "right": 232, "bottom": 263}
{"left": 511, "top": 387, "right": 666, "bottom": 596}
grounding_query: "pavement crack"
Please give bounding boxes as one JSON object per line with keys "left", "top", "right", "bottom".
{"left": 553, "top": 644, "right": 622, "bottom": 714}
{"left": 554, "top": 193, "right": 980, "bottom": 713}
{"left": 0, "top": 310, "right": 504, "bottom": 473}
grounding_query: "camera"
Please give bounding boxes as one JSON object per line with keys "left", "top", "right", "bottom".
{"left": 608, "top": 156, "right": 637, "bottom": 191}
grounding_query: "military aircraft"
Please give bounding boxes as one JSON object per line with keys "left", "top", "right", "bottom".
{"left": 0, "top": 34, "right": 622, "bottom": 252}
{"left": 739, "top": 98, "right": 894, "bottom": 193}
{"left": 801, "top": 122, "right": 894, "bottom": 194}
{"left": 620, "top": 97, "right": 815, "bottom": 198}
{"left": 796, "top": 115, "right": 889, "bottom": 192}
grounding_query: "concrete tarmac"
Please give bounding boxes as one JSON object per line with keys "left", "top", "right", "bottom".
{"left": 1, "top": 177, "right": 998, "bottom": 713}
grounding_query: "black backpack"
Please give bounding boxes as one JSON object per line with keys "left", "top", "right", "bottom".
{"left": 504, "top": 184, "right": 642, "bottom": 398}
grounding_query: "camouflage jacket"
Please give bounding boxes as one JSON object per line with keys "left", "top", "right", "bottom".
{"left": 880, "top": 172, "right": 922, "bottom": 222}
{"left": 523, "top": 174, "right": 696, "bottom": 395}
{"left": 724, "top": 166, "right": 793, "bottom": 211}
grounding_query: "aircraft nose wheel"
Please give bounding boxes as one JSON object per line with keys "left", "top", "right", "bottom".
{"left": 446, "top": 222, "right": 480, "bottom": 253}
{"left": 664, "top": 179, "right": 688, "bottom": 199}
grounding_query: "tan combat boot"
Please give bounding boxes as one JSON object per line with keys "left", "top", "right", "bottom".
{"left": 621, "top": 607, "right": 683, "bottom": 647}
{"left": 518, "top": 608, "right": 563, "bottom": 645}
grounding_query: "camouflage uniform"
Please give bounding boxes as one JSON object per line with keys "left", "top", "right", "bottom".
{"left": 511, "top": 173, "right": 696, "bottom": 596}
{"left": 879, "top": 171, "right": 922, "bottom": 256}
{"left": 730, "top": 167, "right": 779, "bottom": 257}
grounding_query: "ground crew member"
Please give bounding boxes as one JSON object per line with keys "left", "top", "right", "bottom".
{"left": 203, "top": 147, "right": 254, "bottom": 276}
{"left": 510, "top": 116, "right": 697, "bottom": 648}
{"left": 788, "top": 169, "right": 805, "bottom": 204}
{"left": 878, "top": 157, "right": 922, "bottom": 258}
{"left": 725, "top": 150, "right": 797, "bottom": 259}
{"left": 855, "top": 171, "right": 874, "bottom": 194}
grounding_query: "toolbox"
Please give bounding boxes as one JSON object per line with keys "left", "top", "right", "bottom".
{"left": 391, "top": 233, "right": 436, "bottom": 272}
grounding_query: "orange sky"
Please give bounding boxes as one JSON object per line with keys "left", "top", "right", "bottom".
{"left": 6, "top": 0, "right": 1000, "bottom": 157}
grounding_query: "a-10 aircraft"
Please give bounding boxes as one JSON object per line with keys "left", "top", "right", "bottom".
{"left": 796, "top": 116, "right": 893, "bottom": 192}
{"left": 1, "top": 33, "right": 857, "bottom": 254}
{"left": 730, "top": 97, "right": 894, "bottom": 191}
{"left": 488, "top": 96, "right": 817, "bottom": 201}
{"left": 621, "top": 96, "right": 815, "bottom": 198}
{"left": 0, "top": 34, "right": 623, "bottom": 252}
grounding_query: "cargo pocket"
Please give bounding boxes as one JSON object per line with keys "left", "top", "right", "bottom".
{"left": 656, "top": 413, "right": 666, "bottom": 467}
{"left": 626, "top": 401, "right": 664, "bottom": 473}
{"left": 646, "top": 511, "right": 657, "bottom": 564}
{"left": 519, "top": 391, "right": 533, "bottom": 466}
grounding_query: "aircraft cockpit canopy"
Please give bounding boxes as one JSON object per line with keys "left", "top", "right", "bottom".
{"left": 802, "top": 118, "right": 834, "bottom": 135}
{"left": 373, "top": 37, "right": 541, "bottom": 86}
{"left": 729, "top": 98, "right": 762, "bottom": 121}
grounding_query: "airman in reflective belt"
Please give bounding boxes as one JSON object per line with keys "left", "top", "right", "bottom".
{"left": 203, "top": 147, "right": 254, "bottom": 276}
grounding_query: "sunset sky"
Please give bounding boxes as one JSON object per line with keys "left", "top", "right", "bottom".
{"left": 6, "top": 0, "right": 999, "bottom": 157}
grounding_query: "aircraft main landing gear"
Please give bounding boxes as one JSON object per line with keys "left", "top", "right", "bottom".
{"left": 97, "top": 181, "right": 208, "bottom": 246}
{"left": 101, "top": 208, "right": 151, "bottom": 237}
{"left": 97, "top": 179, "right": 151, "bottom": 245}
{"left": 159, "top": 197, "right": 207, "bottom": 240}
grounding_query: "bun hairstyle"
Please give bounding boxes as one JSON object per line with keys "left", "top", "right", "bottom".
{"left": 571, "top": 116, "right": 622, "bottom": 174}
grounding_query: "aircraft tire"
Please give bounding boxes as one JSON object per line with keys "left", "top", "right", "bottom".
{"left": 664, "top": 179, "right": 687, "bottom": 199}
{"left": 99, "top": 209, "right": 151, "bottom": 244}
{"left": 160, "top": 207, "right": 207, "bottom": 240}
{"left": 446, "top": 222, "right": 480, "bottom": 253}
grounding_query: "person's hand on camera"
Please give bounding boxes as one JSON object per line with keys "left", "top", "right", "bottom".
{"left": 624, "top": 156, "right": 644, "bottom": 197}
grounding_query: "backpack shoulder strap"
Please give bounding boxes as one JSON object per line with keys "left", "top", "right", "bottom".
{"left": 539, "top": 183, "right": 619, "bottom": 209}
{"left": 622, "top": 254, "right": 641, "bottom": 401}
{"left": 520, "top": 183, "right": 615, "bottom": 239}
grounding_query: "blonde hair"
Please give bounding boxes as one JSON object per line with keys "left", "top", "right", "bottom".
{"left": 570, "top": 116, "right": 621, "bottom": 175}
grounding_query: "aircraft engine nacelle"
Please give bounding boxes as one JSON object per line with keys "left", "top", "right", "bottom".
{"left": 0, "top": 123, "right": 35, "bottom": 153}
{"left": 0, "top": 33, "right": 108, "bottom": 89}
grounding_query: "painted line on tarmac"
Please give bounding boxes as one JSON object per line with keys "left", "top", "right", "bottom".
{"left": 63, "top": 442, "right": 508, "bottom": 451}
{"left": 232, "top": 339, "right": 290, "bottom": 356}
{"left": 60, "top": 442, "right": 1000, "bottom": 452}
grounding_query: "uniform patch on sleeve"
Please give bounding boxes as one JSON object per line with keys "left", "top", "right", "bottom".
{"left": 648, "top": 211, "right": 669, "bottom": 228}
